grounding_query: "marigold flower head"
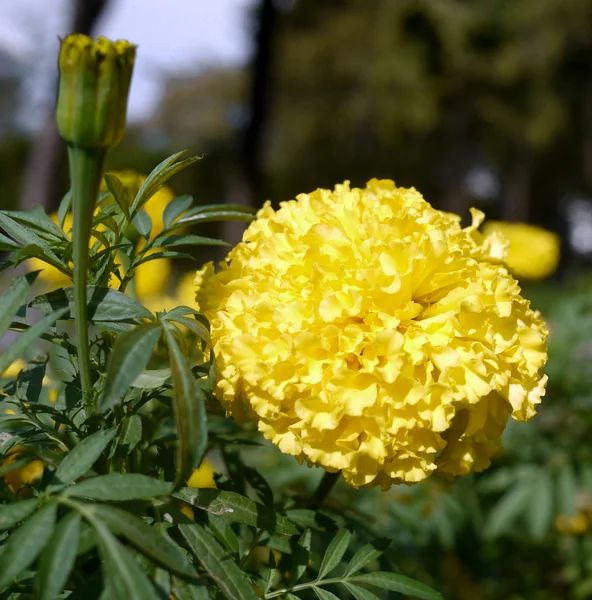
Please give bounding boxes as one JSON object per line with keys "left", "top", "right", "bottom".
{"left": 482, "top": 221, "right": 560, "bottom": 280}
{"left": 194, "top": 180, "right": 548, "bottom": 489}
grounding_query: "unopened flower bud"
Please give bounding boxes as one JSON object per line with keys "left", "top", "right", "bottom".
{"left": 57, "top": 34, "right": 136, "bottom": 149}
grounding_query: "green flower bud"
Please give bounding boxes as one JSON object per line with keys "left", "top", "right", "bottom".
{"left": 57, "top": 34, "right": 136, "bottom": 149}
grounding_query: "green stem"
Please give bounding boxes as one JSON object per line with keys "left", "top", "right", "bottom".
{"left": 68, "top": 146, "right": 106, "bottom": 408}
{"left": 312, "top": 471, "right": 340, "bottom": 508}
{"left": 264, "top": 577, "right": 346, "bottom": 599}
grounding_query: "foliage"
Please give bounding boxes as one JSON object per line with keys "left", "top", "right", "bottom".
{"left": 0, "top": 151, "right": 443, "bottom": 599}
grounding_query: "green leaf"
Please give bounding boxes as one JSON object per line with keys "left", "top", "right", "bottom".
{"left": 526, "top": 472, "right": 554, "bottom": 539}
{"left": 0, "top": 231, "right": 20, "bottom": 251}
{"left": 484, "top": 480, "right": 533, "bottom": 538}
{"left": 89, "top": 504, "right": 196, "bottom": 578}
{"left": 131, "top": 368, "right": 171, "bottom": 389}
{"left": 0, "top": 211, "right": 62, "bottom": 252}
{"left": 36, "top": 511, "right": 81, "bottom": 600}
{"left": 53, "top": 428, "right": 117, "bottom": 486}
{"left": 66, "top": 473, "right": 172, "bottom": 501}
{"left": 0, "top": 498, "right": 40, "bottom": 530}
{"left": 163, "top": 195, "right": 194, "bottom": 229}
{"left": 57, "top": 190, "right": 72, "bottom": 229}
{"left": 16, "top": 356, "right": 47, "bottom": 404}
{"left": 13, "top": 243, "right": 71, "bottom": 276}
{"left": 30, "top": 286, "right": 153, "bottom": 321}
{"left": 178, "top": 522, "right": 259, "bottom": 600}
{"left": 104, "top": 172, "right": 131, "bottom": 220}
{"left": 174, "top": 488, "right": 298, "bottom": 536}
{"left": 164, "top": 323, "right": 208, "bottom": 484}
{"left": 313, "top": 588, "right": 340, "bottom": 600}
{"left": 94, "top": 521, "right": 161, "bottom": 600}
{"left": 344, "top": 540, "right": 390, "bottom": 576}
{"left": 133, "top": 209, "right": 152, "bottom": 239}
{"left": 119, "top": 414, "right": 143, "bottom": 454}
{"left": 3, "top": 206, "right": 67, "bottom": 241}
{"left": 181, "top": 204, "right": 256, "bottom": 218}
{"left": 350, "top": 572, "right": 443, "bottom": 600}
{"left": 0, "top": 307, "right": 68, "bottom": 377}
{"left": 132, "top": 250, "right": 195, "bottom": 268}
{"left": 318, "top": 529, "right": 352, "bottom": 579}
{"left": 0, "top": 272, "right": 38, "bottom": 339}
{"left": 101, "top": 322, "right": 162, "bottom": 409}
{"left": 152, "top": 233, "right": 230, "bottom": 249}
{"left": 177, "top": 211, "right": 255, "bottom": 227}
{"left": 293, "top": 529, "right": 312, "bottom": 581}
{"left": 0, "top": 501, "right": 57, "bottom": 588}
{"left": 557, "top": 464, "right": 578, "bottom": 517}
{"left": 171, "top": 575, "right": 210, "bottom": 600}
{"left": 344, "top": 583, "right": 379, "bottom": 600}
{"left": 131, "top": 152, "right": 202, "bottom": 216}
{"left": 166, "top": 316, "right": 212, "bottom": 348}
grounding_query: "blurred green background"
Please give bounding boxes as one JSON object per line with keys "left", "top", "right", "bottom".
{"left": 2, "top": 1, "right": 592, "bottom": 598}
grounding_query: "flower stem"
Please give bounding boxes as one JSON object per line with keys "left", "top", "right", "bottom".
{"left": 68, "top": 146, "right": 106, "bottom": 407}
{"left": 312, "top": 471, "right": 340, "bottom": 508}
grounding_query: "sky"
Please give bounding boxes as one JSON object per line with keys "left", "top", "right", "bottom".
{"left": 0, "top": 0, "right": 256, "bottom": 127}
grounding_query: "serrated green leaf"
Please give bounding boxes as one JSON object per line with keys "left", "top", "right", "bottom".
{"left": 344, "top": 583, "right": 379, "bottom": 600}
{"left": 0, "top": 211, "right": 62, "bottom": 252}
{"left": 53, "top": 428, "right": 117, "bottom": 486}
{"left": 152, "top": 234, "right": 230, "bottom": 249}
{"left": 484, "top": 480, "right": 533, "bottom": 538}
{"left": 16, "top": 356, "right": 47, "bottom": 404}
{"left": 3, "top": 206, "right": 67, "bottom": 240}
{"left": 177, "top": 211, "right": 255, "bottom": 227}
{"left": 0, "top": 498, "right": 40, "bottom": 530}
{"left": 30, "top": 286, "right": 152, "bottom": 321}
{"left": 65, "top": 473, "right": 172, "bottom": 501}
{"left": 171, "top": 575, "right": 210, "bottom": 600}
{"left": 94, "top": 520, "right": 161, "bottom": 600}
{"left": 36, "top": 511, "right": 81, "bottom": 600}
{"left": 351, "top": 572, "right": 443, "bottom": 600}
{"left": 526, "top": 472, "right": 554, "bottom": 539}
{"left": 0, "top": 231, "right": 20, "bottom": 251}
{"left": 163, "top": 195, "right": 194, "bottom": 229}
{"left": 57, "top": 190, "right": 72, "bottom": 229}
{"left": 133, "top": 250, "right": 195, "bottom": 268}
{"left": 293, "top": 529, "right": 311, "bottom": 581}
{"left": 174, "top": 488, "right": 298, "bottom": 536}
{"left": 318, "top": 529, "right": 352, "bottom": 579}
{"left": 313, "top": 588, "right": 340, "bottom": 600}
{"left": 13, "top": 243, "right": 71, "bottom": 276}
{"left": 181, "top": 204, "right": 256, "bottom": 219}
{"left": 130, "top": 368, "right": 172, "bottom": 389}
{"left": 0, "top": 307, "right": 68, "bottom": 376}
{"left": 104, "top": 172, "right": 131, "bottom": 220}
{"left": 133, "top": 209, "right": 152, "bottom": 239}
{"left": 89, "top": 504, "right": 195, "bottom": 577}
{"left": 344, "top": 539, "right": 390, "bottom": 576}
{"left": 131, "top": 152, "right": 202, "bottom": 216}
{"left": 164, "top": 324, "right": 207, "bottom": 484}
{"left": 557, "top": 464, "right": 578, "bottom": 517}
{"left": 0, "top": 272, "right": 38, "bottom": 340}
{"left": 208, "top": 514, "right": 240, "bottom": 554}
{"left": 0, "top": 502, "right": 57, "bottom": 588}
{"left": 178, "top": 522, "right": 259, "bottom": 600}
{"left": 119, "top": 415, "right": 143, "bottom": 454}
{"left": 101, "top": 322, "right": 162, "bottom": 409}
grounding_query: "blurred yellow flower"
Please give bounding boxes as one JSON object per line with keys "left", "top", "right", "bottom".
{"left": 2, "top": 448, "right": 44, "bottom": 498}
{"left": 555, "top": 513, "right": 588, "bottom": 536}
{"left": 482, "top": 221, "right": 560, "bottom": 280}
{"left": 195, "top": 179, "right": 548, "bottom": 489}
{"left": 1, "top": 358, "right": 26, "bottom": 378}
{"left": 187, "top": 460, "right": 217, "bottom": 489}
{"left": 134, "top": 255, "right": 172, "bottom": 299}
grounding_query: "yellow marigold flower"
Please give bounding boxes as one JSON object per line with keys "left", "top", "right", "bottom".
{"left": 482, "top": 221, "right": 560, "bottom": 280}
{"left": 134, "top": 256, "right": 172, "bottom": 299}
{"left": 555, "top": 513, "right": 589, "bottom": 536}
{"left": 187, "top": 460, "right": 217, "bottom": 489}
{"left": 194, "top": 180, "right": 548, "bottom": 489}
{"left": 1, "top": 358, "right": 26, "bottom": 378}
{"left": 2, "top": 448, "right": 44, "bottom": 498}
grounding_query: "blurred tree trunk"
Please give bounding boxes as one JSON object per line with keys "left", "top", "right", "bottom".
{"left": 503, "top": 148, "right": 532, "bottom": 222}
{"left": 225, "top": 0, "right": 278, "bottom": 246}
{"left": 20, "top": 0, "right": 111, "bottom": 211}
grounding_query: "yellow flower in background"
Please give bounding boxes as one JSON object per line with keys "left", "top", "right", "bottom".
{"left": 187, "top": 460, "right": 217, "bottom": 489}
{"left": 482, "top": 221, "right": 560, "bottom": 280}
{"left": 555, "top": 513, "right": 589, "bottom": 536}
{"left": 195, "top": 179, "right": 548, "bottom": 489}
{"left": 1, "top": 448, "right": 44, "bottom": 498}
{"left": 1, "top": 359, "right": 26, "bottom": 378}
{"left": 134, "top": 255, "right": 172, "bottom": 299}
